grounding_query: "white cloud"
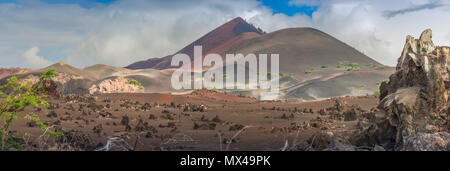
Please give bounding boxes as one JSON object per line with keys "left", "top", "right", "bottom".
{"left": 20, "top": 46, "right": 52, "bottom": 68}
{"left": 284, "top": 0, "right": 450, "bottom": 65}
{"left": 1, "top": 0, "right": 450, "bottom": 68}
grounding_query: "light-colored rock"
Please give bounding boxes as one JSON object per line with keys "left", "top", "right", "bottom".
{"left": 378, "top": 29, "right": 450, "bottom": 150}
{"left": 89, "top": 77, "right": 144, "bottom": 94}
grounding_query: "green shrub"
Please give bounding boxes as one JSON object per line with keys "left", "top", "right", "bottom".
{"left": 40, "top": 68, "right": 58, "bottom": 80}
{"left": 129, "top": 79, "right": 139, "bottom": 86}
{"left": 0, "top": 69, "right": 63, "bottom": 150}
{"left": 374, "top": 90, "right": 381, "bottom": 95}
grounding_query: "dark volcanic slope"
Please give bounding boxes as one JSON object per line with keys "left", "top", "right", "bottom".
{"left": 223, "top": 27, "right": 381, "bottom": 75}
{"left": 126, "top": 17, "right": 263, "bottom": 70}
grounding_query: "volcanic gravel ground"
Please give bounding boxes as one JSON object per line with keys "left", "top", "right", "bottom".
{"left": 8, "top": 91, "right": 383, "bottom": 151}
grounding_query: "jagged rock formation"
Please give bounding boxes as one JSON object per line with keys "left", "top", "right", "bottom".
{"left": 378, "top": 29, "right": 450, "bottom": 150}
{"left": 89, "top": 77, "right": 144, "bottom": 94}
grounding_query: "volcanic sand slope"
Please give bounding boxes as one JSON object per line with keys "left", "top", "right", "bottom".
{"left": 126, "top": 17, "right": 263, "bottom": 70}
{"left": 0, "top": 68, "right": 31, "bottom": 79}
{"left": 215, "top": 27, "right": 392, "bottom": 100}
{"left": 283, "top": 67, "right": 394, "bottom": 100}
{"left": 222, "top": 27, "right": 381, "bottom": 77}
{"left": 84, "top": 64, "right": 131, "bottom": 79}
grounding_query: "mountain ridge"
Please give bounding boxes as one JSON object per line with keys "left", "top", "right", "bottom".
{"left": 126, "top": 17, "right": 263, "bottom": 70}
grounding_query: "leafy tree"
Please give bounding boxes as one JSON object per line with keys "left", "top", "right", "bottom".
{"left": 0, "top": 69, "right": 63, "bottom": 150}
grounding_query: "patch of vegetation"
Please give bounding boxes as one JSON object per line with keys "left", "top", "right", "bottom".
{"left": 321, "top": 65, "right": 328, "bottom": 69}
{"left": 139, "top": 86, "right": 144, "bottom": 90}
{"left": 345, "top": 63, "right": 360, "bottom": 71}
{"left": 279, "top": 73, "right": 285, "bottom": 77}
{"left": 374, "top": 90, "right": 380, "bottom": 95}
{"left": 299, "top": 98, "right": 304, "bottom": 103}
{"left": 129, "top": 79, "right": 139, "bottom": 86}
{"left": 305, "top": 70, "right": 312, "bottom": 74}
{"left": 40, "top": 68, "right": 58, "bottom": 80}
{"left": 0, "top": 69, "right": 63, "bottom": 150}
{"left": 360, "top": 85, "right": 365, "bottom": 89}
{"left": 337, "top": 63, "right": 343, "bottom": 68}
{"left": 376, "top": 79, "right": 390, "bottom": 86}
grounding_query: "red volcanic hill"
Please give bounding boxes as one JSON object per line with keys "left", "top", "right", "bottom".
{"left": 126, "top": 17, "right": 263, "bottom": 70}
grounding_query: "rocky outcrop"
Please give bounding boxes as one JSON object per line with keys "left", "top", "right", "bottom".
{"left": 378, "top": 29, "right": 450, "bottom": 150}
{"left": 17, "top": 72, "right": 90, "bottom": 94}
{"left": 89, "top": 77, "right": 144, "bottom": 94}
{"left": 402, "top": 132, "right": 450, "bottom": 151}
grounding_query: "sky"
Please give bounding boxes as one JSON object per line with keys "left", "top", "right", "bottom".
{"left": 0, "top": 0, "right": 449, "bottom": 68}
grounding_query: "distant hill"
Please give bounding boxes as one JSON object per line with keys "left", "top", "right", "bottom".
{"left": 126, "top": 17, "right": 263, "bottom": 70}
{"left": 222, "top": 27, "right": 381, "bottom": 78}
{"left": 0, "top": 62, "right": 174, "bottom": 94}
{"left": 0, "top": 68, "right": 30, "bottom": 79}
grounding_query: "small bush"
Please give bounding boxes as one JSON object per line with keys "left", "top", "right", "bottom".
{"left": 129, "top": 79, "right": 139, "bottom": 86}
{"left": 374, "top": 90, "right": 380, "bottom": 95}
